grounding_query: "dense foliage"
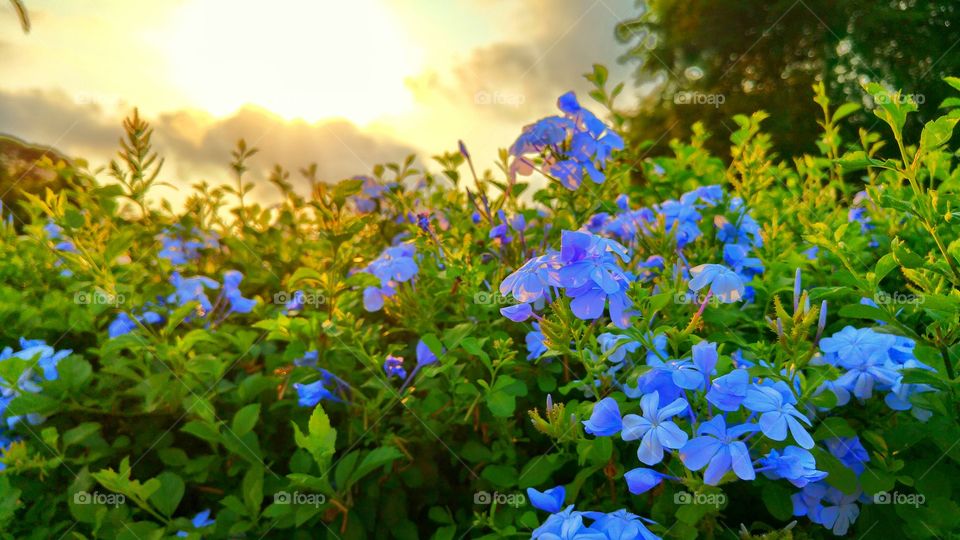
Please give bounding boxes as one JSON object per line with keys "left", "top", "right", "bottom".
{"left": 616, "top": 0, "right": 960, "bottom": 157}
{"left": 1, "top": 67, "right": 959, "bottom": 539}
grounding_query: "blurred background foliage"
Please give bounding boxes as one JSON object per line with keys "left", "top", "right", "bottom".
{"left": 616, "top": 0, "right": 960, "bottom": 157}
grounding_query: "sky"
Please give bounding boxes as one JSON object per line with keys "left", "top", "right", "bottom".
{"left": 0, "top": 0, "right": 640, "bottom": 204}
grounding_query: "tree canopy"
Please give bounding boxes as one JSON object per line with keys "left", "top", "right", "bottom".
{"left": 617, "top": 0, "right": 960, "bottom": 157}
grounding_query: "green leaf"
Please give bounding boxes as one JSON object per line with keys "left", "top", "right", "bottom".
{"left": 920, "top": 116, "right": 959, "bottom": 151}
{"left": 181, "top": 421, "right": 221, "bottom": 446}
{"left": 231, "top": 404, "right": 261, "bottom": 437}
{"left": 334, "top": 451, "right": 360, "bottom": 491}
{"left": 814, "top": 417, "right": 857, "bottom": 440}
{"left": 348, "top": 446, "right": 403, "bottom": 487}
{"left": 420, "top": 333, "right": 445, "bottom": 359}
{"left": 860, "top": 467, "right": 896, "bottom": 495}
{"left": 815, "top": 449, "right": 859, "bottom": 494}
{"left": 287, "top": 267, "right": 324, "bottom": 287}
{"left": 481, "top": 464, "right": 518, "bottom": 488}
{"left": 762, "top": 482, "right": 794, "bottom": 521}
{"left": 485, "top": 375, "right": 528, "bottom": 417}
{"left": 63, "top": 422, "right": 101, "bottom": 449}
{"left": 243, "top": 465, "right": 264, "bottom": 517}
{"left": 874, "top": 253, "right": 898, "bottom": 284}
{"left": 292, "top": 404, "right": 337, "bottom": 471}
{"left": 832, "top": 102, "right": 861, "bottom": 122}
{"left": 945, "top": 76, "right": 960, "bottom": 93}
{"left": 148, "top": 472, "right": 184, "bottom": 517}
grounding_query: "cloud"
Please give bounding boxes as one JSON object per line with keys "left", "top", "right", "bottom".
{"left": 155, "top": 107, "right": 416, "bottom": 183}
{"left": 0, "top": 88, "right": 418, "bottom": 193}
{"left": 0, "top": 88, "right": 118, "bottom": 154}
{"left": 408, "top": 0, "right": 639, "bottom": 120}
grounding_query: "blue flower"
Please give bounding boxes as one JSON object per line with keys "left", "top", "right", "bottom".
{"left": 582, "top": 397, "right": 622, "bottom": 436}
{"left": 623, "top": 467, "right": 673, "bottom": 495}
{"left": 834, "top": 349, "right": 900, "bottom": 400}
{"left": 383, "top": 355, "right": 406, "bottom": 379}
{"left": 293, "top": 380, "right": 336, "bottom": 407}
{"left": 581, "top": 509, "right": 660, "bottom": 540}
{"left": 621, "top": 392, "right": 689, "bottom": 465}
{"left": 526, "top": 323, "right": 548, "bottom": 360}
{"left": 176, "top": 508, "right": 215, "bottom": 536}
{"left": 819, "top": 487, "right": 861, "bottom": 535}
{"left": 222, "top": 270, "right": 257, "bottom": 314}
{"left": 416, "top": 340, "right": 439, "bottom": 366}
{"left": 884, "top": 359, "right": 936, "bottom": 421}
{"left": 13, "top": 339, "right": 72, "bottom": 381}
{"left": 366, "top": 244, "right": 418, "bottom": 284}
{"left": 168, "top": 272, "right": 219, "bottom": 313}
{"left": 294, "top": 350, "right": 319, "bottom": 368}
{"left": 824, "top": 437, "right": 869, "bottom": 476}
{"left": 284, "top": 290, "right": 305, "bottom": 314}
{"left": 759, "top": 446, "right": 827, "bottom": 487}
{"left": 688, "top": 264, "right": 745, "bottom": 303}
{"left": 490, "top": 210, "right": 513, "bottom": 244}
{"left": 637, "top": 255, "right": 665, "bottom": 282}
{"left": 819, "top": 326, "right": 895, "bottom": 364}
{"left": 791, "top": 482, "right": 828, "bottom": 524}
{"left": 499, "top": 251, "right": 564, "bottom": 304}
{"left": 527, "top": 485, "right": 565, "bottom": 513}
{"left": 679, "top": 416, "right": 757, "bottom": 485}
{"left": 706, "top": 368, "right": 749, "bottom": 412}
{"left": 510, "top": 92, "right": 622, "bottom": 192}
{"left": 108, "top": 309, "right": 163, "bottom": 339}
{"left": 501, "top": 303, "right": 534, "bottom": 322}
{"left": 597, "top": 333, "right": 640, "bottom": 364}
{"left": 742, "top": 385, "right": 814, "bottom": 449}
{"left": 531, "top": 506, "right": 608, "bottom": 540}
{"left": 293, "top": 370, "right": 347, "bottom": 407}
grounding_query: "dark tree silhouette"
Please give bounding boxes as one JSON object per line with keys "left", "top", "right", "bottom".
{"left": 616, "top": 0, "right": 960, "bottom": 158}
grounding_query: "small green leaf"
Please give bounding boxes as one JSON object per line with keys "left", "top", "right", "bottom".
{"left": 148, "top": 472, "right": 184, "bottom": 517}
{"left": 231, "top": 404, "right": 261, "bottom": 437}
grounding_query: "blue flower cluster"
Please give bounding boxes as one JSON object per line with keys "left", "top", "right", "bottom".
{"left": 787, "top": 437, "right": 872, "bottom": 535}
{"left": 157, "top": 225, "right": 220, "bottom": 265}
{"left": 352, "top": 175, "right": 396, "bottom": 214}
{"left": 360, "top": 243, "right": 418, "bottom": 312}
{"left": 380, "top": 340, "right": 440, "bottom": 392}
{"left": 500, "top": 230, "right": 635, "bottom": 328}
{"left": 590, "top": 186, "right": 723, "bottom": 249}
{"left": 816, "top": 326, "right": 935, "bottom": 420}
{"left": 527, "top": 485, "right": 660, "bottom": 539}
{"left": 509, "top": 92, "right": 624, "bottom": 191}
{"left": 580, "top": 339, "right": 821, "bottom": 488}
{"left": 0, "top": 338, "right": 72, "bottom": 468}
{"left": 109, "top": 270, "right": 256, "bottom": 338}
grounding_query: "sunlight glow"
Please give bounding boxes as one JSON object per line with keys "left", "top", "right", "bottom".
{"left": 163, "top": 0, "right": 422, "bottom": 125}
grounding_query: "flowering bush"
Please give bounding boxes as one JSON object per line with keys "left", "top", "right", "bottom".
{"left": 1, "top": 69, "right": 959, "bottom": 539}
